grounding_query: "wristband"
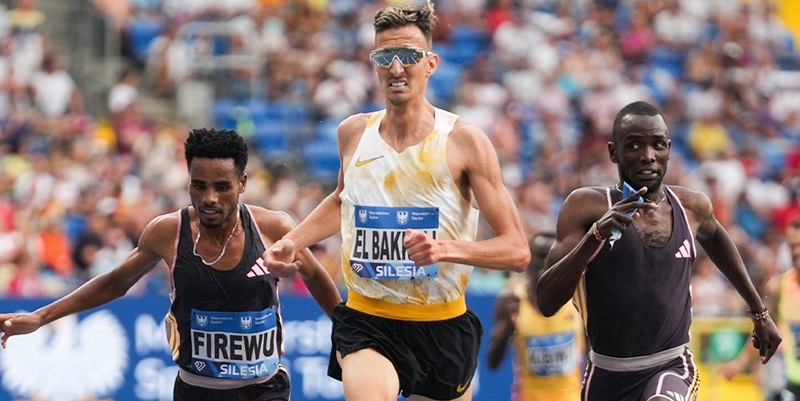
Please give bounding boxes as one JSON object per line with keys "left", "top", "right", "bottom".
{"left": 592, "top": 222, "right": 606, "bottom": 241}
{"left": 747, "top": 307, "right": 769, "bottom": 321}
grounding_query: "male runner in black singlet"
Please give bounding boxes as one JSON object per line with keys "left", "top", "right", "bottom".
{"left": 0, "top": 128, "right": 342, "bottom": 401}
{"left": 536, "top": 101, "right": 782, "bottom": 401}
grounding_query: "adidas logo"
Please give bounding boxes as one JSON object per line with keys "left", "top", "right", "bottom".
{"left": 246, "top": 257, "right": 271, "bottom": 278}
{"left": 674, "top": 239, "right": 691, "bottom": 259}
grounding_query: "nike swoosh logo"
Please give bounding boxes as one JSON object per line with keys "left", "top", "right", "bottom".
{"left": 354, "top": 155, "right": 384, "bottom": 167}
{"left": 456, "top": 380, "right": 470, "bottom": 393}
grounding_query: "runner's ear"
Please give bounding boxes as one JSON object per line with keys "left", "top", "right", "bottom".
{"left": 608, "top": 142, "right": 619, "bottom": 163}
{"left": 426, "top": 53, "right": 438, "bottom": 77}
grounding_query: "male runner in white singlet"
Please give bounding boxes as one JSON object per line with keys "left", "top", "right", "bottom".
{"left": 263, "top": 2, "right": 530, "bottom": 401}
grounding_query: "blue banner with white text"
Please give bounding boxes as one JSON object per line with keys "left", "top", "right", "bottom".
{"left": 0, "top": 294, "right": 513, "bottom": 401}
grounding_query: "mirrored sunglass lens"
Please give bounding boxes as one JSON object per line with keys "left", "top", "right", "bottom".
{"left": 404, "top": 50, "right": 424, "bottom": 64}
{"left": 371, "top": 49, "right": 423, "bottom": 67}
{"left": 370, "top": 50, "right": 395, "bottom": 67}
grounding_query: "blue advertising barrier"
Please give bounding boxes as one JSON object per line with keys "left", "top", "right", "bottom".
{"left": 0, "top": 294, "right": 513, "bottom": 401}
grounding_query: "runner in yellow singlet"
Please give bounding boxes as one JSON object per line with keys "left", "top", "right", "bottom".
{"left": 722, "top": 218, "right": 800, "bottom": 400}
{"left": 488, "top": 232, "right": 584, "bottom": 401}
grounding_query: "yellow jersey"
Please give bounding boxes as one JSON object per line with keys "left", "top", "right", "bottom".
{"left": 512, "top": 285, "right": 583, "bottom": 401}
{"left": 779, "top": 268, "right": 800, "bottom": 385}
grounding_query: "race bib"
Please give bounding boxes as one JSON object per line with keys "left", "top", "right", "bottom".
{"left": 190, "top": 307, "right": 279, "bottom": 379}
{"left": 350, "top": 205, "right": 439, "bottom": 280}
{"left": 792, "top": 322, "right": 800, "bottom": 360}
{"left": 525, "top": 332, "right": 577, "bottom": 376}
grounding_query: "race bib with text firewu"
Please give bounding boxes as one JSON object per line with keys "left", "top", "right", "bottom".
{"left": 350, "top": 205, "right": 440, "bottom": 280}
{"left": 190, "top": 307, "right": 279, "bottom": 379}
{"left": 525, "top": 332, "right": 577, "bottom": 376}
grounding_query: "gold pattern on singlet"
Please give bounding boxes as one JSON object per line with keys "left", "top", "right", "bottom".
{"left": 165, "top": 311, "right": 180, "bottom": 361}
{"left": 366, "top": 111, "right": 382, "bottom": 128}
{"left": 340, "top": 109, "right": 478, "bottom": 321}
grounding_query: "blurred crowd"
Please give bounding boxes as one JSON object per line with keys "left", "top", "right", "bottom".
{"left": 0, "top": 0, "right": 799, "bottom": 319}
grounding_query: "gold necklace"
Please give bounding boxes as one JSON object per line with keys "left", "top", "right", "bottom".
{"left": 193, "top": 206, "right": 239, "bottom": 266}
{"left": 647, "top": 194, "right": 666, "bottom": 207}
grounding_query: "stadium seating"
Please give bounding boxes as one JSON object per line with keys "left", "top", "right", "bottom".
{"left": 125, "top": 17, "right": 162, "bottom": 64}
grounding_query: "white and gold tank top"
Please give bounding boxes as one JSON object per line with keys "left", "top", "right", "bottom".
{"left": 339, "top": 108, "right": 480, "bottom": 321}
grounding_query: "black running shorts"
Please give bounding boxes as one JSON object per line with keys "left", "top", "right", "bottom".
{"left": 582, "top": 347, "right": 700, "bottom": 401}
{"left": 173, "top": 368, "right": 290, "bottom": 401}
{"left": 327, "top": 302, "right": 482, "bottom": 400}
